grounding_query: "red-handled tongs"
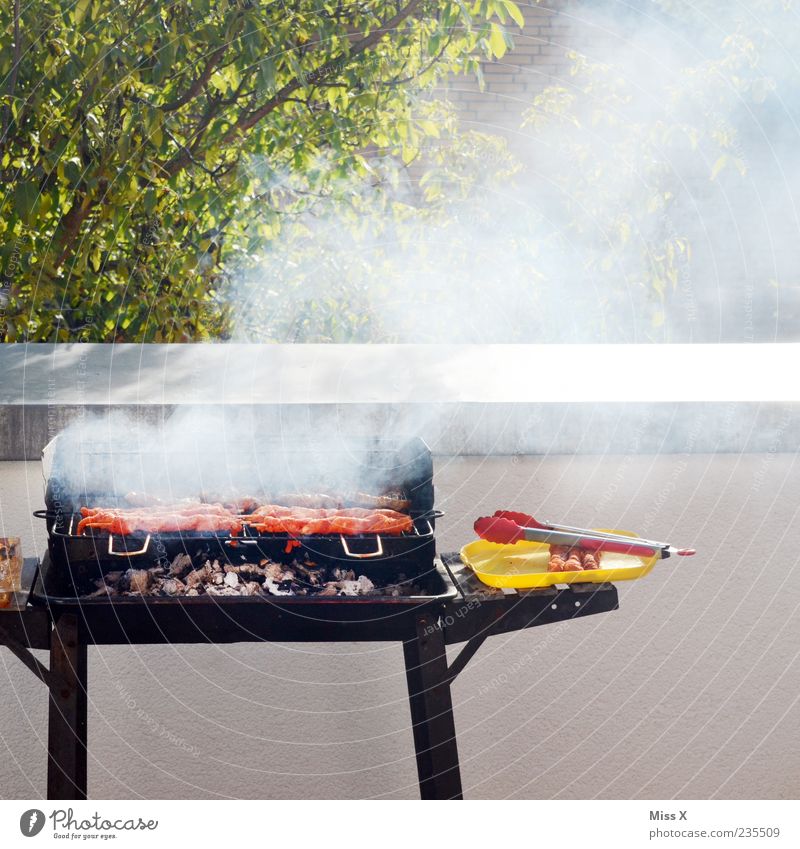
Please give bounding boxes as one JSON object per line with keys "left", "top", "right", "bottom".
{"left": 473, "top": 510, "right": 696, "bottom": 559}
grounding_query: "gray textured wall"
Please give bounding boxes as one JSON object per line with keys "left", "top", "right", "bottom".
{"left": 1, "top": 452, "right": 799, "bottom": 799}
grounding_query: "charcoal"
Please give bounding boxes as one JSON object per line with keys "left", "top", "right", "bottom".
{"left": 85, "top": 552, "right": 423, "bottom": 599}
{"left": 224, "top": 563, "right": 268, "bottom": 577}
{"left": 162, "top": 578, "right": 185, "bottom": 596}
{"left": 291, "top": 561, "right": 320, "bottom": 584}
{"left": 185, "top": 563, "right": 213, "bottom": 589}
{"left": 357, "top": 575, "right": 375, "bottom": 594}
{"left": 126, "top": 569, "right": 151, "bottom": 594}
{"left": 262, "top": 561, "right": 284, "bottom": 582}
{"left": 263, "top": 577, "right": 293, "bottom": 596}
{"left": 85, "top": 582, "right": 118, "bottom": 598}
{"left": 169, "top": 554, "right": 192, "bottom": 577}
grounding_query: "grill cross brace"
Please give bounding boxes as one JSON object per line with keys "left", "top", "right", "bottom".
{"left": 1, "top": 556, "right": 618, "bottom": 800}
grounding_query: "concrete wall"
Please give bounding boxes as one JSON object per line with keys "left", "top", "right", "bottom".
{"left": 4, "top": 343, "right": 800, "bottom": 460}
{"left": 2, "top": 450, "right": 799, "bottom": 799}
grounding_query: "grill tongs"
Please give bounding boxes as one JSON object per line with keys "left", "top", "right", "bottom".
{"left": 473, "top": 511, "right": 696, "bottom": 559}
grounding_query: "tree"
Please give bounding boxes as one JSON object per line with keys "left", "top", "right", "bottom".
{"left": 517, "top": 0, "right": 797, "bottom": 342}
{"left": 0, "top": 0, "right": 523, "bottom": 341}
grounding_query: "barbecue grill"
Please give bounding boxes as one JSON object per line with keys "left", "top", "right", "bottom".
{"left": 0, "top": 434, "right": 620, "bottom": 800}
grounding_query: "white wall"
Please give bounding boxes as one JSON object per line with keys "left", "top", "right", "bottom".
{"left": 1, "top": 452, "right": 799, "bottom": 799}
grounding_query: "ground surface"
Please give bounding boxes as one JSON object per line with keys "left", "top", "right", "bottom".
{"left": 1, "top": 452, "right": 798, "bottom": 799}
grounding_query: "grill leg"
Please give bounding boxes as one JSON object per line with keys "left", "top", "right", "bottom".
{"left": 47, "top": 614, "right": 88, "bottom": 800}
{"left": 403, "top": 615, "right": 463, "bottom": 800}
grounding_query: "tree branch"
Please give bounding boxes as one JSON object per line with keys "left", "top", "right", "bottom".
{"left": 162, "top": 0, "right": 425, "bottom": 177}
{"left": 379, "top": 28, "right": 455, "bottom": 88}
{"left": 230, "top": 0, "right": 424, "bottom": 138}
{"left": 54, "top": 196, "right": 95, "bottom": 269}
{"left": 160, "top": 45, "right": 227, "bottom": 112}
{"left": 1, "top": 0, "right": 22, "bottom": 143}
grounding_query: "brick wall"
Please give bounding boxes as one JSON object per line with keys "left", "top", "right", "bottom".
{"left": 436, "top": 1, "right": 800, "bottom": 341}
{"left": 442, "top": 1, "right": 620, "bottom": 133}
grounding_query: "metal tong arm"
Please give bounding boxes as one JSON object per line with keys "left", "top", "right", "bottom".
{"left": 492, "top": 511, "right": 669, "bottom": 549}
{"left": 544, "top": 523, "right": 678, "bottom": 550}
{"left": 517, "top": 526, "right": 659, "bottom": 556}
{"left": 474, "top": 516, "right": 662, "bottom": 557}
{"left": 489, "top": 511, "right": 695, "bottom": 557}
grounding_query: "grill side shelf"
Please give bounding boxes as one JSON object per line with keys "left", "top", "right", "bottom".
{"left": 439, "top": 552, "right": 619, "bottom": 645}
{"left": 0, "top": 558, "right": 50, "bottom": 650}
{"left": 0, "top": 556, "right": 40, "bottom": 612}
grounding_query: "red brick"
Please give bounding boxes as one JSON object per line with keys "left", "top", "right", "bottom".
{"left": 481, "top": 73, "right": 516, "bottom": 83}
{"left": 527, "top": 6, "right": 558, "bottom": 19}
{"left": 485, "top": 82, "right": 526, "bottom": 92}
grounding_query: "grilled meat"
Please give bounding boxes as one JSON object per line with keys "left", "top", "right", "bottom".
{"left": 77, "top": 503, "right": 242, "bottom": 535}
{"left": 244, "top": 505, "right": 413, "bottom": 536}
{"left": 580, "top": 550, "right": 601, "bottom": 570}
{"left": 198, "top": 490, "right": 411, "bottom": 513}
{"left": 547, "top": 544, "right": 569, "bottom": 573}
{"left": 273, "top": 491, "right": 411, "bottom": 512}
{"left": 547, "top": 545, "right": 603, "bottom": 572}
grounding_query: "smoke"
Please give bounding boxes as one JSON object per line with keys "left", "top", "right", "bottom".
{"left": 226, "top": 0, "right": 800, "bottom": 345}
{"left": 43, "top": 2, "right": 800, "bottom": 491}
{"left": 44, "top": 408, "right": 435, "bottom": 505}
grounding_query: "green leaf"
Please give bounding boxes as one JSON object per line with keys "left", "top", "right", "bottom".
{"left": 258, "top": 58, "right": 276, "bottom": 91}
{"left": 504, "top": 1, "right": 525, "bottom": 28}
{"left": 13, "top": 182, "right": 39, "bottom": 223}
{"left": 489, "top": 23, "right": 507, "bottom": 58}
{"left": 401, "top": 145, "right": 418, "bottom": 165}
{"left": 710, "top": 154, "right": 728, "bottom": 180}
{"left": 89, "top": 247, "right": 102, "bottom": 273}
{"left": 0, "top": 0, "right": 521, "bottom": 343}
{"left": 209, "top": 70, "right": 228, "bottom": 93}
{"left": 74, "top": 0, "right": 91, "bottom": 25}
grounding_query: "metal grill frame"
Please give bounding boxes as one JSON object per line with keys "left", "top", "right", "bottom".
{"left": 0, "top": 554, "right": 619, "bottom": 800}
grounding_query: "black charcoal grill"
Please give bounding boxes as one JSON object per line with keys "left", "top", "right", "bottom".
{"left": 38, "top": 435, "right": 439, "bottom": 595}
{"left": 1, "top": 433, "right": 620, "bottom": 801}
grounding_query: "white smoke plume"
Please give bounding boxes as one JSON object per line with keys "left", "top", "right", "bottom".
{"left": 227, "top": 0, "right": 800, "bottom": 346}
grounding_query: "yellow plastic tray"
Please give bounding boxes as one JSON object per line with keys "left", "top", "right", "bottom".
{"left": 460, "top": 529, "right": 660, "bottom": 589}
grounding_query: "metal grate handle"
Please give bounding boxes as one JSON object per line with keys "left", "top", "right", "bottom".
{"left": 339, "top": 535, "right": 384, "bottom": 559}
{"left": 415, "top": 519, "right": 434, "bottom": 536}
{"left": 107, "top": 534, "right": 151, "bottom": 557}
